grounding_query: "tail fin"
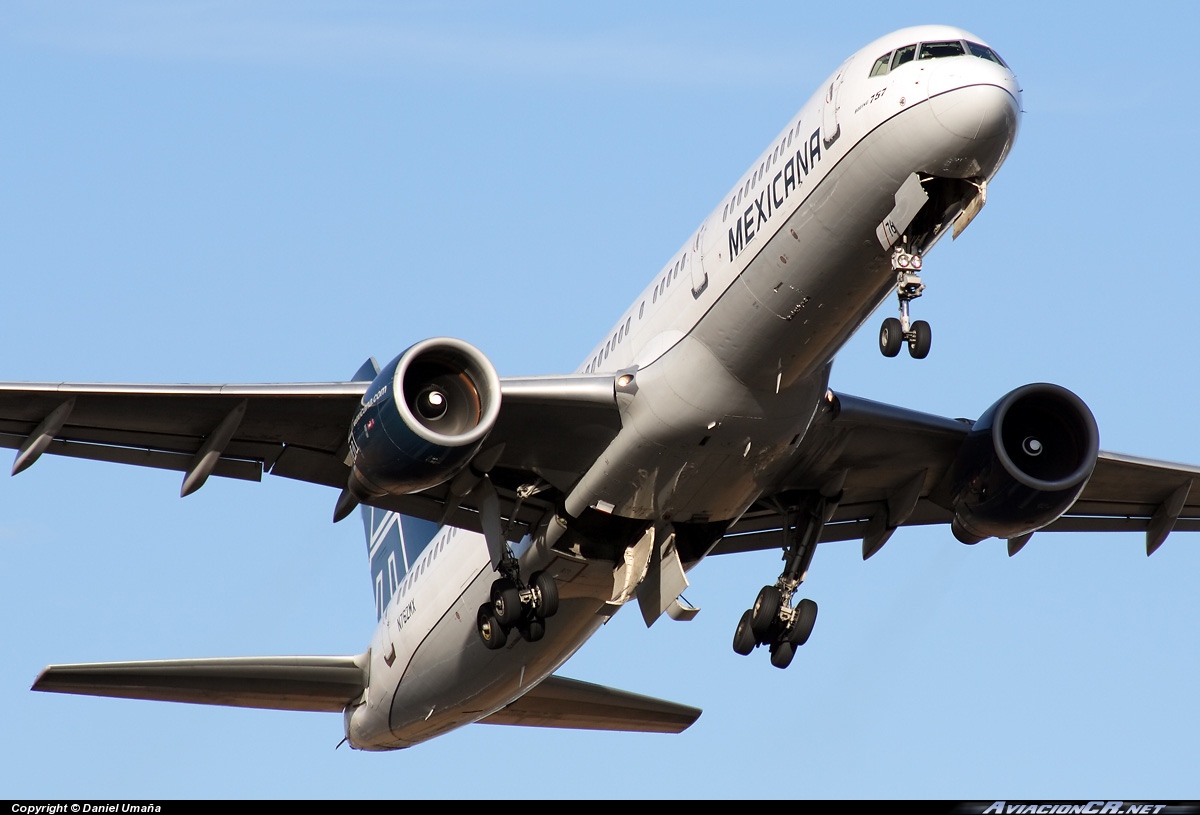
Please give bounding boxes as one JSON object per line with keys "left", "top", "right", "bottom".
{"left": 349, "top": 357, "right": 444, "bottom": 618}
{"left": 361, "top": 507, "right": 441, "bottom": 620}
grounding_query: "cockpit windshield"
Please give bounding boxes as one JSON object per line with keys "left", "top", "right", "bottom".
{"left": 918, "top": 40, "right": 965, "bottom": 60}
{"left": 868, "top": 38, "right": 1009, "bottom": 77}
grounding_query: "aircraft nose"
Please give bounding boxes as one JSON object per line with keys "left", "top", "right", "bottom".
{"left": 928, "top": 81, "right": 1020, "bottom": 142}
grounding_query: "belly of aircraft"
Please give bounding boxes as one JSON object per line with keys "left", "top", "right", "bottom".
{"left": 348, "top": 548, "right": 616, "bottom": 750}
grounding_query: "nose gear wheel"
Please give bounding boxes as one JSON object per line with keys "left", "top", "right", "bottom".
{"left": 878, "top": 248, "right": 932, "bottom": 359}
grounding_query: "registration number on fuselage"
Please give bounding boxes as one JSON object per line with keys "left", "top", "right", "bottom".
{"left": 396, "top": 600, "right": 416, "bottom": 631}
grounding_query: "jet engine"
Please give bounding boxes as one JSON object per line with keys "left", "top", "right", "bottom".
{"left": 948, "top": 383, "right": 1099, "bottom": 544}
{"left": 347, "top": 338, "right": 501, "bottom": 499}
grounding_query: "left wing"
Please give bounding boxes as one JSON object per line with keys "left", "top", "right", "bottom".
{"left": 718, "top": 389, "right": 1200, "bottom": 557}
{"left": 0, "top": 374, "right": 622, "bottom": 539}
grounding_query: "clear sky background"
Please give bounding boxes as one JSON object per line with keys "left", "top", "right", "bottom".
{"left": 3, "top": 1, "right": 1199, "bottom": 800}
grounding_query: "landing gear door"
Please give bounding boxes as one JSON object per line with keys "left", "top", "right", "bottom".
{"left": 875, "top": 173, "right": 929, "bottom": 250}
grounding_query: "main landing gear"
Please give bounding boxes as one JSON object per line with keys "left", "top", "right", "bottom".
{"left": 879, "top": 247, "right": 931, "bottom": 359}
{"left": 733, "top": 493, "right": 836, "bottom": 669}
{"left": 477, "top": 552, "right": 560, "bottom": 651}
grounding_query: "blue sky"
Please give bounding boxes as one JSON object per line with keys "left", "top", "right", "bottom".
{"left": 3, "top": 1, "right": 1199, "bottom": 800}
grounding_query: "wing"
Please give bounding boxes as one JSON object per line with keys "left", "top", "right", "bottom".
{"left": 0, "top": 374, "right": 622, "bottom": 540}
{"left": 717, "top": 390, "right": 1200, "bottom": 557}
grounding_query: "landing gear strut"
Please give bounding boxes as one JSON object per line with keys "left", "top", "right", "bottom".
{"left": 879, "top": 247, "right": 931, "bottom": 359}
{"left": 476, "top": 548, "right": 559, "bottom": 650}
{"left": 732, "top": 493, "right": 835, "bottom": 668}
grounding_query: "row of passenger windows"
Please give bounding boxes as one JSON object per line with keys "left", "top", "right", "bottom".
{"left": 391, "top": 525, "right": 460, "bottom": 603}
{"left": 870, "top": 39, "right": 1007, "bottom": 77}
{"left": 720, "top": 122, "right": 799, "bottom": 223}
{"left": 584, "top": 251, "right": 690, "bottom": 373}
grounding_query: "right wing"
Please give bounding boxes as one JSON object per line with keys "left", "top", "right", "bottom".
{"left": 717, "top": 390, "right": 1200, "bottom": 557}
{"left": 0, "top": 373, "right": 623, "bottom": 540}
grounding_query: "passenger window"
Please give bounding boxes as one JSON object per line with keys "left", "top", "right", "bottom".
{"left": 919, "top": 40, "right": 965, "bottom": 60}
{"left": 870, "top": 52, "right": 892, "bottom": 76}
{"left": 891, "top": 44, "right": 916, "bottom": 69}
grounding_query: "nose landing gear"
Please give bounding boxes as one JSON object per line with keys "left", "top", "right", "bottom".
{"left": 879, "top": 248, "right": 931, "bottom": 359}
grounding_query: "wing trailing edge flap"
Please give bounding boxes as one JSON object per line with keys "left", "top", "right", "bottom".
{"left": 31, "top": 654, "right": 368, "bottom": 713}
{"left": 477, "top": 675, "right": 700, "bottom": 734}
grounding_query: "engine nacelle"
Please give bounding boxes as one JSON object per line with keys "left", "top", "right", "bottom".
{"left": 948, "top": 383, "right": 1099, "bottom": 544}
{"left": 347, "top": 338, "right": 501, "bottom": 499}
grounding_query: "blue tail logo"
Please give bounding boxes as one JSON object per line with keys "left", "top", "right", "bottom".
{"left": 360, "top": 506, "right": 440, "bottom": 620}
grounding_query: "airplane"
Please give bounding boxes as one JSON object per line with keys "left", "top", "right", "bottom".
{"left": 9, "top": 23, "right": 1200, "bottom": 752}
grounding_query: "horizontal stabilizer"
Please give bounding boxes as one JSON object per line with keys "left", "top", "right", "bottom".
{"left": 477, "top": 675, "right": 701, "bottom": 734}
{"left": 32, "top": 654, "right": 368, "bottom": 713}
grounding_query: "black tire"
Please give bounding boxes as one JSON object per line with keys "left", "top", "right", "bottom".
{"left": 492, "top": 579, "right": 523, "bottom": 627}
{"left": 750, "top": 585, "right": 781, "bottom": 641}
{"left": 769, "top": 640, "right": 795, "bottom": 669}
{"left": 880, "top": 317, "right": 903, "bottom": 357}
{"left": 787, "top": 598, "right": 818, "bottom": 646}
{"left": 477, "top": 603, "right": 507, "bottom": 650}
{"left": 908, "top": 319, "right": 931, "bottom": 359}
{"left": 732, "top": 609, "right": 756, "bottom": 656}
{"left": 518, "top": 618, "right": 546, "bottom": 643}
{"left": 490, "top": 577, "right": 514, "bottom": 600}
{"left": 530, "top": 570, "right": 559, "bottom": 619}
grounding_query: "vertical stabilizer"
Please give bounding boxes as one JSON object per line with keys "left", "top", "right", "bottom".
{"left": 348, "top": 357, "right": 445, "bottom": 620}
{"left": 360, "top": 508, "right": 441, "bottom": 620}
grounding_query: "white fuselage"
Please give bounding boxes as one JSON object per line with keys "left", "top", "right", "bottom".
{"left": 348, "top": 24, "right": 1022, "bottom": 749}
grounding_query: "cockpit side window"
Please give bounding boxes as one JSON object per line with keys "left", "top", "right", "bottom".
{"left": 869, "top": 52, "right": 892, "bottom": 77}
{"left": 966, "top": 41, "right": 1008, "bottom": 68}
{"left": 918, "top": 40, "right": 966, "bottom": 60}
{"left": 891, "top": 44, "right": 916, "bottom": 70}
